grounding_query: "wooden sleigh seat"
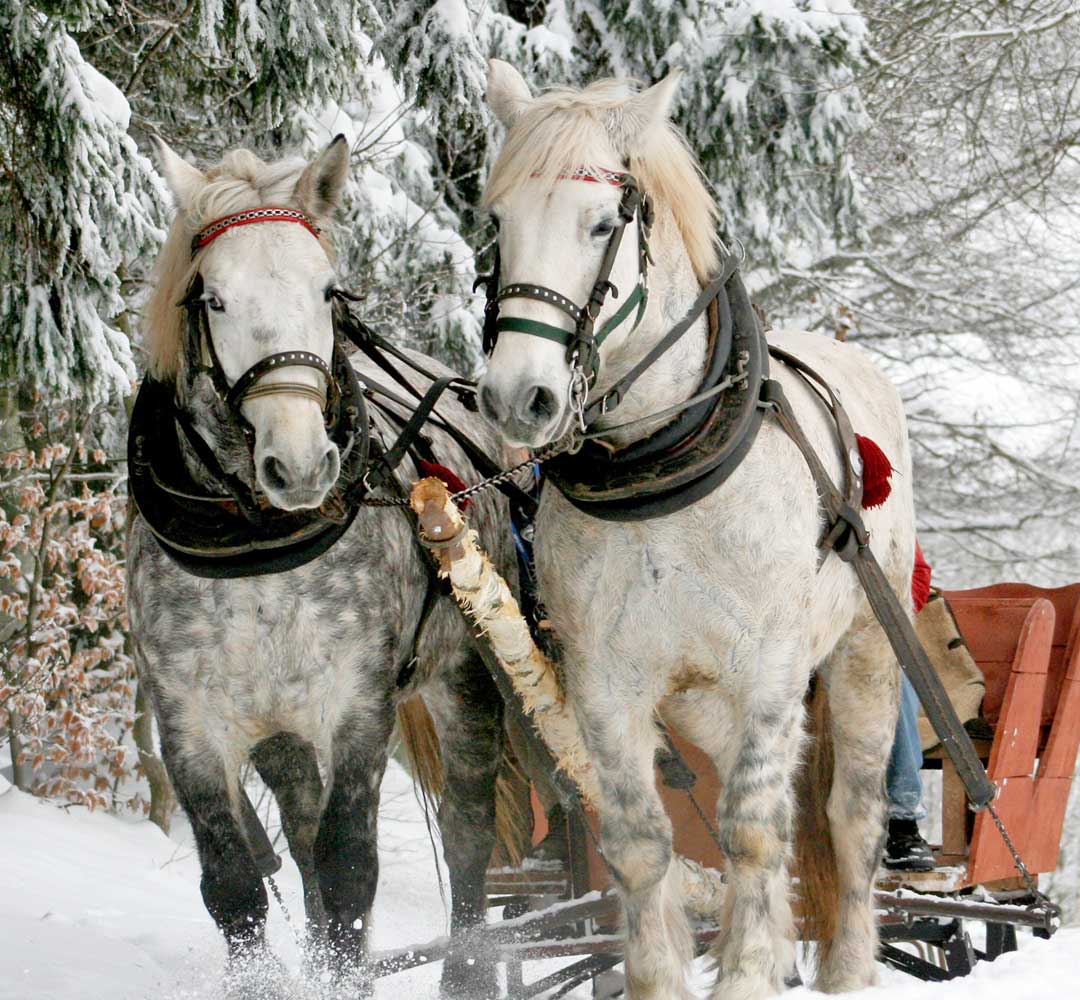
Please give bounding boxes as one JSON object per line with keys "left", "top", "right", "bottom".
{"left": 925, "top": 583, "right": 1080, "bottom": 887}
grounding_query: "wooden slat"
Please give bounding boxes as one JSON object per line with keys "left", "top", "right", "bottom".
{"left": 941, "top": 758, "right": 970, "bottom": 858}
{"left": 1027, "top": 777, "right": 1072, "bottom": 872}
{"left": 1039, "top": 603, "right": 1080, "bottom": 778}
{"left": 969, "top": 775, "right": 1034, "bottom": 884}
{"left": 983, "top": 601, "right": 1053, "bottom": 777}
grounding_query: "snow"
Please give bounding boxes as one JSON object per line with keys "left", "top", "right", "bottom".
{"left": 1, "top": 763, "right": 1077, "bottom": 999}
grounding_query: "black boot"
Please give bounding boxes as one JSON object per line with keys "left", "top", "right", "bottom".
{"left": 884, "top": 817, "right": 935, "bottom": 872}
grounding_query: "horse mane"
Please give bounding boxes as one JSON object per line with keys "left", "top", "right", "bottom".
{"left": 483, "top": 78, "right": 722, "bottom": 285}
{"left": 144, "top": 148, "right": 333, "bottom": 381}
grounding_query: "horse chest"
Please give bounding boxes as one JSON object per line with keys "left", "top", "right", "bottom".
{"left": 147, "top": 578, "right": 361, "bottom": 748}
{"left": 536, "top": 474, "right": 818, "bottom": 690}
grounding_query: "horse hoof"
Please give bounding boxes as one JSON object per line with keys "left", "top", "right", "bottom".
{"left": 222, "top": 946, "right": 290, "bottom": 1000}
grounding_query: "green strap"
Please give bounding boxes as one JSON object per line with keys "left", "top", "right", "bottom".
{"left": 494, "top": 316, "right": 575, "bottom": 346}
{"left": 596, "top": 283, "right": 647, "bottom": 345}
{"left": 496, "top": 284, "right": 648, "bottom": 350}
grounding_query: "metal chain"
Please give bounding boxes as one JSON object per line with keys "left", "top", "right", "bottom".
{"left": 985, "top": 801, "right": 1061, "bottom": 923}
{"left": 448, "top": 436, "right": 573, "bottom": 506}
{"left": 358, "top": 493, "right": 410, "bottom": 507}
{"left": 360, "top": 434, "right": 578, "bottom": 510}
{"left": 266, "top": 875, "right": 305, "bottom": 950}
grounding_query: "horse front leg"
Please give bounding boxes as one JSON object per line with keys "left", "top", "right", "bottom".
{"left": 424, "top": 656, "right": 504, "bottom": 1000}
{"left": 575, "top": 690, "right": 694, "bottom": 1000}
{"left": 157, "top": 718, "right": 275, "bottom": 994}
{"left": 709, "top": 692, "right": 805, "bottom": 1000}
{"left": 314, "top": 699, "right": 395, "bottom": 986}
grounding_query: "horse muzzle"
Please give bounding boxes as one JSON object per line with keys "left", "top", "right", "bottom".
{"left": 478, "top": 375, "right": 566, "bottom": 449}
{"left": 256, "top": 440, "right": 340, "bottom": 511}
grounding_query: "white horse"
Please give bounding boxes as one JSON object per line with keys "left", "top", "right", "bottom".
{"left": 477, "top": 61, "right": 914, "bottom": 999}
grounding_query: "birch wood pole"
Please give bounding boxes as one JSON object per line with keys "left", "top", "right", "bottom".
{"left": 410, "top": 477, "right": 726, "bottom": 918}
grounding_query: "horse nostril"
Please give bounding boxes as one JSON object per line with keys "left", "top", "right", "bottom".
{"left": 524, "top": 384, "right": 556, "bottom": 422}
{"left": 479, "top": 383, "right": 503, "bottom": 422}
{"left": 318, "top": 446, "right": 338, "bottom": 485}
{"left": 261, "top": 455, "right": 290, "bottom": 492}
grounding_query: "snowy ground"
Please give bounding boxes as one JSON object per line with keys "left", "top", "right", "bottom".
{"left": 0, "top": 765, "right": 1076, "bottom": 1000}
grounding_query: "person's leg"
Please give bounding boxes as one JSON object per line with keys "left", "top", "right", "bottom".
{"left": 884, "top": 676, "right": 934, "bottom": 871}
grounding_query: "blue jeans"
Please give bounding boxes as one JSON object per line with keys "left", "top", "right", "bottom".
{"left": 886, "top": 676, "right": 926, "bottom": 821}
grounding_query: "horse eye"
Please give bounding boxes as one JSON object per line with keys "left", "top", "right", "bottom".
{"left": 204, "top": 293, "right": 225, "bottom": 313}
{"left": 591, "top": 220, "right": 615, "bottom": 238}
{"left": 324, "top": 285, "right": 336, "bottom": 302}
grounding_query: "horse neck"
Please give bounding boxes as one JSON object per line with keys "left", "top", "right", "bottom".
{"left": 592, "top": 214, "right": 709, "bottom": 448}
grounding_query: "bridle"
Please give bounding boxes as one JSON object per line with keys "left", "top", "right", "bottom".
{"left": 172, "top": 205, "right": 366, "bottom": 524}
{"left": 182, "top": 206, "right": 340, "bottom": 425}
{"left": 475, "top": 167, "right": 654, "bottom": 427}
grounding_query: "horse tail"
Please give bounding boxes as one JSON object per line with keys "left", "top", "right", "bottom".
{"left": 794, "top": 674, "right": 840, "bottom": 968}
{"left": 493, "top": 751, "right": 532, "bottom": 867}
{"left": 395, "top": 694, "right": 531, "bottom": 866}
{"left": 396, "top": 694, "right": 444, "bottom": 809}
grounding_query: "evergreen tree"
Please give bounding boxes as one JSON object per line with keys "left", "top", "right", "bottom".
{"left": 0, "top": 4, "right": 165, "bottom": 404}
{"left": 375, "top": 0, "right": 868, "bottom": 263}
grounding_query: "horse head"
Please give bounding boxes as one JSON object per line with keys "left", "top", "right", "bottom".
{"left": 476, "top": 60, "right": 720, "bottom": 450}
{"left": 148, "top": 137, "right": 350, "bottom": 511}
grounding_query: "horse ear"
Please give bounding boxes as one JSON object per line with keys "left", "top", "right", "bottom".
{"left": 487, "top": 59, "right": 533, "bottom": 128}
{"left": 294, "top": 135, "right": 350, "bottom": 219}
{"left": 151, "top": 136, "right": 205, "bottom": 211}
{"left": 606, "top": 70, "right": 683, "bottom": 155}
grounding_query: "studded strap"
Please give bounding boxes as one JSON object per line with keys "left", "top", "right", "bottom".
{"left": 225, "top": 351, "right": 331, "bottom": 410}
{"left": 496, "top": 283, "right": 583, "bottom": 323}
{"left": 192, "top": 207, "right": 320, "bottom": 255}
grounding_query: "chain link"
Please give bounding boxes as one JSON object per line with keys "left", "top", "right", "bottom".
{"left": 358, "top": 435, "right": 577, "bottom": 509}
{"left": 986, "top": 800, "right": 1060, "bottom": 925}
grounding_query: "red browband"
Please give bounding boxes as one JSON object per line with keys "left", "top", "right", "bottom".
{"left": 191, "top": 206, "right": 321, "bottom": 255}
{"left": 531, "top": 165, "right": 628, "bottom": 186}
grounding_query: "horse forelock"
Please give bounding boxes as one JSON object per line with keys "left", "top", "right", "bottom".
{"left": 483, "top": 78, "right": 722, "bottom": 285}
{"left": 144, "top": 149, "right": 334, "bottom": 382}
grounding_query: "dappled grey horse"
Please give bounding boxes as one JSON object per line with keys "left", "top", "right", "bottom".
{"left": 127, "top": 137, "right": 515, "bottom": 998}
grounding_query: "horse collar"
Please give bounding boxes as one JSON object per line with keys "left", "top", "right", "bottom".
{"left": 544, "top": 267, "right": 770, "bottom": 521}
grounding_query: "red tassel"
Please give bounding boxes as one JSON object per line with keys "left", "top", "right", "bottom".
{"left": 417, "top": 459, "right": 471, "bottom": 509}
{"left": 911, "top": 542, "right": 932, "bottom": 612}
{"left": 856, "top": 434, "right": 893, "bottom": 508}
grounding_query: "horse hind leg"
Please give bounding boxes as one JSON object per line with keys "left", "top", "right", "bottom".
{"left": 422, "top": 657, "right": 505, "bottom": 1000}
{"left": 577, "top": 695, "right": 694, "bottom": 1000}
{"left": 249, "top": 732, "right": 327, "bottom": 936}
{"left": 810, "top": 618, "right": 900, "bottom": 992}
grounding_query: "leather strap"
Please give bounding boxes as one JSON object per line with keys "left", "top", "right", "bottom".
{"left": 583, "top": 256, "right": 738, "bottom": 426}
{"left": 760, "top": 378, "right": 996, "bottom": 809}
